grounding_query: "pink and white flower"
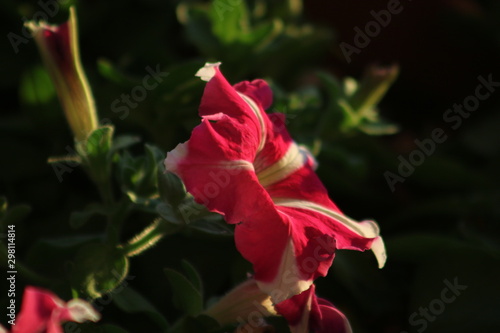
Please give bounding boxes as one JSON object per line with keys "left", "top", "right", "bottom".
{"left": 2, "top": 286, "right": 100, "bottom": 333}
{"left": 165, "top": 62, "right": 386, "bottom": 303}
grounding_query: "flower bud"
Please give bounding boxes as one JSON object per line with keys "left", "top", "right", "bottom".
{"left": 26, "top": 7, "right": 98, "bottom": 142}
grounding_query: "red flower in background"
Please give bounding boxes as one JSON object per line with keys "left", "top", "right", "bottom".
{"left": 165, "top": 63, "right": 386, "bottom": 303}
{"left": 2, "top": 286, "right": 100, "bottom": 333}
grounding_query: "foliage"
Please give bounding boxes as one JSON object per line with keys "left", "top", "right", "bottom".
{"left": 1, "top": 0, "right": 500, "bottom": 332}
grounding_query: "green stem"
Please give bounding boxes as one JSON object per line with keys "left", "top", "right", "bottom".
{"left": 120, "top": 218, "right": 176, "bottom": 257}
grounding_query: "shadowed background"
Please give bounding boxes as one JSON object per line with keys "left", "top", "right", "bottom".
{"left": 1, "top": 0, "right": 499, "bottom": 332}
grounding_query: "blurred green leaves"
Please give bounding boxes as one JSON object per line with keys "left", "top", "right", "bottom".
{"left": 19, "top": 65, "right": 56, "bottom": 105}
{"left": 177, "top": 0, "right": 331, "bottom": 79}
{"left": 4, "top": 0, "right": 499, "bottom": 332}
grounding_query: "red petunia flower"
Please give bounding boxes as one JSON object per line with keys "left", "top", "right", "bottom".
{"left": 275, "top": 284, "right": 352, "bottom": 333}
{"left": 2, "top": 286, "right": 100, "bottom": 333}
{"left": 165, "top": 63, "right": 386, "bottom": 302}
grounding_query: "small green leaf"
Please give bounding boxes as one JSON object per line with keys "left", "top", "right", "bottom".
{"left": 188, "top": 218, "right": 234, "bottom": 237}
{"left": 156, "top": 202, "right": 183, "bottom": 225}
{"left": 71, "top": 243, "right": 129, "bottom": 299}
{"left": 76, "top": 126, "right": 115, "bottom": 185}
{"left": 85, "top": 126, "right": 114, "bottom": 159}
{"left": 158, "top": 171, "right": 187, "bottom": 207}
{"left": 210, "top": 0, "right": 250, "bottom": 43}
{"left": 110, "top": 135, "right": 141, "bottom": 154}
{"left": 164, "top": 268, "right": 203, "bottom": 315}
{"left": 181, "top": 260, "right": 203, "bottom": 294}
{"left": 113, "top": 287, "right": 169, "bottom": 329}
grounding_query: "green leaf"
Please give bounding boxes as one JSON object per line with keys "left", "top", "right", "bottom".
{"left": 210, "top": 0, "right": 250, "bottom": 43}
{"left": 77, "top": 126, "right": 115, "bottom": 185}
{"left": 158, "top": 171, "right": 187, "bottom": 207}
{"left": 110, "top": 135, "right": 141, "bottom": 154}
{"left": 188, "top": 218, "right": 233, "bottom": 237}
{"left": 180, "top": 260, "right": 203, "bottom": 294}
{"left": 156, "top": 202, "right": 183, "bottom": 225}
{"left": 71, "top": 243, "right": 129, "bottom": 299}
{"left": 113, "top": 287, "right": 169, "bottom": 330}
{"left": 116, "top": 144, "right": 164, "bottom": 200}
{"left": 86, "top": 126, "right": 114, "bottom": 160}
{"left": 164, "top": 267, "right": 203, "bottom": 315}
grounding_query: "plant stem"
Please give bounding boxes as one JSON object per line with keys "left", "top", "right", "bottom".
{"left": 120, "top": 218, "right": 176, "bottom": 257}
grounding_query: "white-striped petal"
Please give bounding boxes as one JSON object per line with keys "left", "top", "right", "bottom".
{"left": 256, "top": 239, "right": 312, "bottom": 304}
{"left": 257, "top": 143, "right": 310, "bottom": 188}
{"left": 238, "top": 92, "right": 267, "bottom": 154}
{"left": 273, "top": 198, "right": 387, "bottom": 268}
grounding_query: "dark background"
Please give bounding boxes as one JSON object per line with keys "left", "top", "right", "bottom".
{"left": 1, "top": 0, "right": 499, "bottom": 332}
